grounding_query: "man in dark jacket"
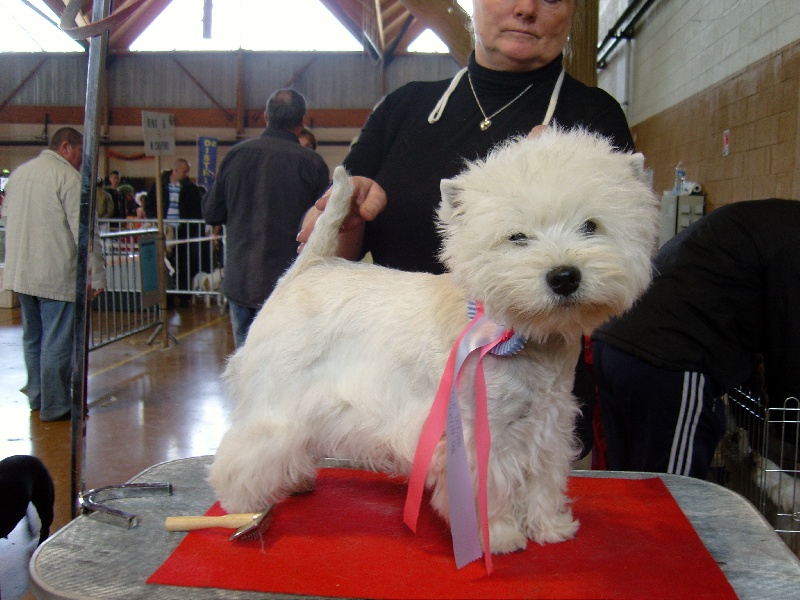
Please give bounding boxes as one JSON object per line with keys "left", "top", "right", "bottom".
{"left": 146, "top": 159, "right": 205, "bottom": 297}
{"left": 106, "top": 170, "right": 126, "bottom": 220}
{"left": 202, "top": 89, "right": 330, "bottom": 348}
{"left": 593, "top": 199, "right": 800, "bottom": 478}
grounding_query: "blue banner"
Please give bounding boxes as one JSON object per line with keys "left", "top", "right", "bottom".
{"left": 197, "top": 136, "right": 218, "bottom": 191}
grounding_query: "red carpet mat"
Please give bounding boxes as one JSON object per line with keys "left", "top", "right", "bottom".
{"left": 148, "top": 469, "right": 737, "bottom": 599}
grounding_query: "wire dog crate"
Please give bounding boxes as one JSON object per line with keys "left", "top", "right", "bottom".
{"left": 713, "top": 388, "right": 800, "bottom": 555}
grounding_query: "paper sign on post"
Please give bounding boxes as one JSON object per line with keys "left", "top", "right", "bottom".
{"left": 142, "top": 111, "right": 176, "bottom": 156}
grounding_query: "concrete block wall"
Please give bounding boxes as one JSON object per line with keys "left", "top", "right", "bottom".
{"left": 598, "top": 0, "right": 800, "bottom": 209}
{"left": 632, "top": 40, "right": 799, "bottom": 208}
{"left": 625, "top": 0, "right": 800, "bottom": 125}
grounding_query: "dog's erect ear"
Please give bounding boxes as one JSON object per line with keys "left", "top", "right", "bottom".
{"left": 629, "top": 153, "right": 649, "bottom": 185}
{"left": 439, "top": 178, "right": 464, "bottom": 222}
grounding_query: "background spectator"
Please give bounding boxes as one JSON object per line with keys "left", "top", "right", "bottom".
{"left": 203, "top": 89, "right": 329, "bottom": 348}
{"left": 2, "top": 127, "right": 105, "bottom": 421}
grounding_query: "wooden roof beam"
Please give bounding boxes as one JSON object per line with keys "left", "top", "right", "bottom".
{"left": 380, "top": 0, "right": 408, "bottom": 26}
{"left": 316, "top": 0, "right": 368, "bottom": 52}
{"left": 40, "top": 0, "right": 67, "bottom": 16}
{"left": 383, "top": 12, "right": 414, "bottom": 44}
{"left": 372, "top": 0, "right": 386, "bottom": 54}
{"left": 393, "top": 17, "right": 427, "bottom": 53}
{"left": 109, "top": 0, "right": 174, "bottom": 50}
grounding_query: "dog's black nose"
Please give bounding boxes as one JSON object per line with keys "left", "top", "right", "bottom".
{"left": 546, "top": 266, "right": 581, "bottom": 296}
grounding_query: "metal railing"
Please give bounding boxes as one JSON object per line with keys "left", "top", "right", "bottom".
{"left": 92, "top": 218, "right": 224, "bottom": 349}
{"left": 92, "top": 224, "right": 162, "bottom": 349}
{"left": 0, "top": 219, "right": 225, "bottom": 351}
{"left": 713, "top": 388, "right": 800, "bottom": 555}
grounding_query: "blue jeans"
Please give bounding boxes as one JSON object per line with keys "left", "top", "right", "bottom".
{"left": 227, "top": 299, "right": 258, "bottom": 350}
{"left": 18, "top": 294, "right": 74, "bottom": 421}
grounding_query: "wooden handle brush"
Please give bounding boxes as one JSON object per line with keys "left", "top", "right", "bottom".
{"left": 164, "top": 512, "right": 263, "bottom": 531}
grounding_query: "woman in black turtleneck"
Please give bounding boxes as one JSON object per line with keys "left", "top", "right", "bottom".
{"left": 298, "top": 0, "right": 633, "bottom": 458}
{"left": 343, "top": 51, "right": 632, "bottom": 273}
{"left": 305, "top": 0, "right": 632, "bottom": 273}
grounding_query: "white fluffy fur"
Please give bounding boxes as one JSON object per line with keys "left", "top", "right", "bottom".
{"left": 209, "top": 128, "right": 660, "bottom": 554}
{"left": 756, "top": 456, "right": 800, "bottom": 513}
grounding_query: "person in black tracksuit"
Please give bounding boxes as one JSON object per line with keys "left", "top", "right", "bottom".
{"left": 593, "top": 199, "right": 800, "bottom": 478}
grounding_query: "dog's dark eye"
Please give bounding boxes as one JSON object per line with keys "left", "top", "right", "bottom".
{"left": 579, "top": 220, "right": 597, "bottom": 236}
{"left": 509, "top": 232, "right": 529, "bottom": 245}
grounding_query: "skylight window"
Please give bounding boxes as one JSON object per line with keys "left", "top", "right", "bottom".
{"left": 408, "top": 29, "right": 450, "bottom": 54}
{"left": 2, "top": 0, "right": 83, "bottom": 52}
{"left": 130, "top": 0, "right": 362, "bottom": 52}
{"left": 0, "top": 0, "right": 474, "bottom": 54}
{"left": 408, "top": 1, "right": 473, "bottom": 54}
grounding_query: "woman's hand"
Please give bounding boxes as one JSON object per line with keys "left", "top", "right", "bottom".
{"left": 297, "top": 176, "right": 387, "bottom": 260}
{"left": 528, "top": 124, "right": 547, "bottom": 138}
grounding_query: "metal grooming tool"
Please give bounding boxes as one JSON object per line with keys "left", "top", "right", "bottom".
{"left": 78, "top": 482, "right": 173, "bottom": 528}
{"left": 229, "top": 504, "right": 274, "bottom": 541}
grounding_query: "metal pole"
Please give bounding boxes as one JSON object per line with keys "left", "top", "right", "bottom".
{"left": 71, "top": 0, "right": 110, "bottom": 518}
{"left": 155, "top": 154, "right": 170, "bottom": 347}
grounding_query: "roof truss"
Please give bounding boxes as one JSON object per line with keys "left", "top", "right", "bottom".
{"left": 39, "top": 0, "right": 473, "bottom": 65}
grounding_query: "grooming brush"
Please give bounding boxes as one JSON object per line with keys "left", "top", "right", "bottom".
{"left": 165, "top": 505, "right": 274, "bottom": 541}
{"left": 228, "top": 505, "right": 274, "bottom": 541}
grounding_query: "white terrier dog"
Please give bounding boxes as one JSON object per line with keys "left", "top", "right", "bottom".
{"left": 209, "top": 128, "right": 659, "bottom": 554}
{"left": 192, "top": 267, "right": 224, "bottom": 307}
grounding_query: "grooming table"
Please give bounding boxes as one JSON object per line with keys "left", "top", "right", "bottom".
{"left": 30, "top": 456, "right": 800, "bottom": 599}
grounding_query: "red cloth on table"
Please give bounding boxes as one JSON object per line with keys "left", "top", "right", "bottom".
{"left": 148, "top": 469, "right": 736, "bottom": 599}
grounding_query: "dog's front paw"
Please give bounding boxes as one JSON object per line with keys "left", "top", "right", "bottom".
{"left": 525, "top": 509, "right": 579, "bottom": 544}
{"left": 488, "top": 518, "right": 528, "bottom": 554}
{"left": 293, "top": 477, "right": 316, "bottom": 495}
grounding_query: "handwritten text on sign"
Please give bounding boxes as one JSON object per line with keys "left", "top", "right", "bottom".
{"left": 142, "top": 111, "right": 176, "bottom": 156}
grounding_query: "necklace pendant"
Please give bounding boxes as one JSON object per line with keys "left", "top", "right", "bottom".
{"left": 479, "top": 118, "right": 492, "bottom": 131}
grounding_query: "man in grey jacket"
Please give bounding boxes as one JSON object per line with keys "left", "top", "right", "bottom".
{"left": 203, "top": 89, "right": 329, "bottom": 348}
{"left": 3, "top": 127, "right": 105, "bottom": 421}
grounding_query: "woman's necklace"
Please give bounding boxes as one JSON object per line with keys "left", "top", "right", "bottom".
{"left": 468, "top": 74, "right": 534, "bottom": 131}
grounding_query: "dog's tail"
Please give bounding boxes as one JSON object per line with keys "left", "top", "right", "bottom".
{"left": 290, "top": 166, "right": 354, "bottom": 275}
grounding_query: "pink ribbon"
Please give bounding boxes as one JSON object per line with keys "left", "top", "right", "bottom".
{"left": 404, "top": 302, "right": 513, "bottom": 573}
